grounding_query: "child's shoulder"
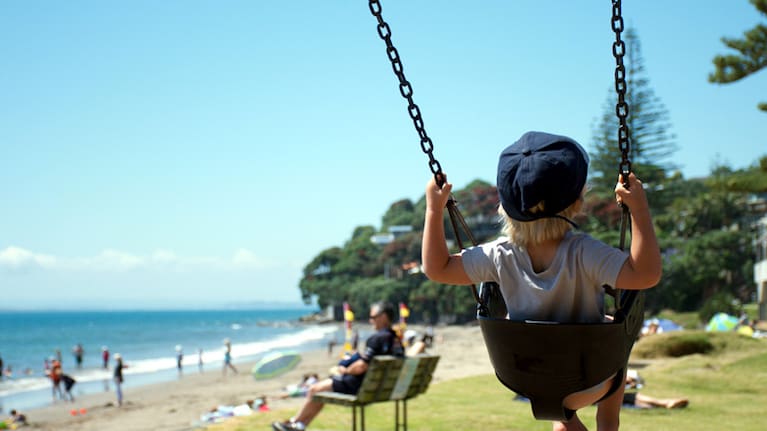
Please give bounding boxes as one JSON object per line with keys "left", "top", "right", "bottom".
{"left": 471, "top": 236, "right": 517, "bottom": 257}
{"left": 473, "top": 236, "right": 510, "bottom": 248}
{"left": 563, "top": 231, "right": 620, "bottom": 253}
{"left": 562, "top": 231, "right": 607, "bottom": 247}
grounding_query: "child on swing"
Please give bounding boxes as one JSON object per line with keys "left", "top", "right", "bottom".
{"left": 422, "top": 131, "right": 661, "bottom": 431}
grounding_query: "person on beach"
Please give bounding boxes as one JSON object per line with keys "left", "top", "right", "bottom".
{"left": 102, "top": 346, "right": 110, "bottom": 369}
{"left": 72, "top": 343, "right": 84, "bottom": 369}
{"left": 198, "top": 348, "right": 204, "bottom": 372}
{"left": 8, "top": 409, "right": 28, "bottom": 426}
{"left": 62, "top": 373, "right": 77, "bottom": 402}
{"left": 176, "top": 345, "right": 184, "bottom": 374}
{"left": 272, "top": 301, "right": 405, "bottom": 431}
{"left": 47, "top": 359, "right": 63, "bottom": 401}
{"left": 622, "top": 371, "right": 688, "bottom": 409}
{"left": 113, "top": 353, "right": 127, "bottom": 406}
{"left": 351, "top": 329, "right": 359, "bottom": 351}
{"left": 222, "top": 339, "right": 238, "bottom": 375}
{"left": 279, "top": 373, "right": 320, "bottom": 399}
{"left": 422, "top": 131, "right": 662, "bottom": 431}
{"left": 403, "top": 330, "right": 429, "bottom": 356}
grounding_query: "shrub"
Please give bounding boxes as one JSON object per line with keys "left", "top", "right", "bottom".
{"left": 633, "top": 332, "right": 714, "bottom": 358}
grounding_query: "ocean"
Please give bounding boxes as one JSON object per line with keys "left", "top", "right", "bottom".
{"left": 0, "top": 309, "right": 342, "bottom": 413}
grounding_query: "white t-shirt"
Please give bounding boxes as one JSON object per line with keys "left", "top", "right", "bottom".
{"left": 461, "top": 231, "right": 628, "bottom": 323}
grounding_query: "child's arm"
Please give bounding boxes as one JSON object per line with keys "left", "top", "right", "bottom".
{"left": 421, "top": 175, "right": 473, "bottom": 285}
{"left": 614, "top": 173, "right": 663, "bottom": 290}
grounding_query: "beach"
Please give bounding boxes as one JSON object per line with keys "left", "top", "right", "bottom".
{"left": 14, "top": 324, "right": 492, "bottom": 431}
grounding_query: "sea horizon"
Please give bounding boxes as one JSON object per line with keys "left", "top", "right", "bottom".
{"left": 0, "top": 302, "right": 320, "bottom": 312}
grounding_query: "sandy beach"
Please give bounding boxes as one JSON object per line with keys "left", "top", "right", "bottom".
{"left": 14, "top": 324, "right": 492, "bottom": 431}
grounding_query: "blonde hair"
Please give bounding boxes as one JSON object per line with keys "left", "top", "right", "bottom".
{"left": 499, "top": 193, "right": 584, "bottom": 247}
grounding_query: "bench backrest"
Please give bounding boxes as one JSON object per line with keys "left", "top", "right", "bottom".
{"left": 355, "top": 355, "right": 404, "bottom": 404}
{"left": 390, "top": 354, "right": 441, "bottom": 401}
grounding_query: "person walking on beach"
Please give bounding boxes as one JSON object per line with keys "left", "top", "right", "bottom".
{"left": 102, "top": 346, "right": 110, "bottom": 369}
{"left": 222, "top": 339, "right": 238, "bottom": 375}
{"left": 72, "top": 343, "right": 84, "bottom": 369}
{"left": 272, "top": 301, "right": 404, "bottom": 431}
{"left": 351, "top": 329, "right": 359, "bottom": 351}
{"left": 62, "top": 373, "right": 77, "bottom": 402}
{"left": 113, "top": 353, "right": 127, "bottom": 406}
{"left": 47, "top": 358, "right": 63, "bottom": 401}
{"left": 198, "top": 348, "right": 204, "bottom": 373}
{"left": 176, "top": 345, "right": 184, "bottom": 374}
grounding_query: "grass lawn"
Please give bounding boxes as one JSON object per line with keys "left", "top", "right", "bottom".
{"left": 209, "top": 331, "right": 767, "bottom": 431}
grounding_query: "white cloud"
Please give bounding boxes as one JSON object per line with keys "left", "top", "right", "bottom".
{"left": 86, "top": 249, "right": 145, "bottom": 271}
{"left": 0, "top": 246, "right": 58, "bottom": 269}
{"left": 231, "top": 248, "right": 279, "bottom": 269}
{"left": 0, "top": 246, "right": 287, "bottom": 273}
{"left": 151, "top": 249, "right": 178, "bottom": 263}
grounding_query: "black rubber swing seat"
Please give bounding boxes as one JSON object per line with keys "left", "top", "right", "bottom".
{"left": 476, "top": 281, "right": 645, "bottom": 421}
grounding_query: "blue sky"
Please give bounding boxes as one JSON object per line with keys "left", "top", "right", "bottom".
{"left": 2, "top": 1, "right": 765, "bottom": 309}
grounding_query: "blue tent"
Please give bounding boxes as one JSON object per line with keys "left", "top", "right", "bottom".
{"left": 706, "top": 313, "right": 739, "bottom": 332}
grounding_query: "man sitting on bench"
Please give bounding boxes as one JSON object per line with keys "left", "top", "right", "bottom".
{"left": 273, "top": 301, "right": 405, "bottom": 431}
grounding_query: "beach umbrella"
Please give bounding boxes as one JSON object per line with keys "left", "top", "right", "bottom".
{"left": 251, "top": 351, "right": 301, "bottom": 380}
{"left": 705, "top": 313, "right": 739, "bottom": 332}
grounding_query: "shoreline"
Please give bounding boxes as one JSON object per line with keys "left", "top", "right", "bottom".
{"left": 1, "top": 317, "right": 343, "bottom": 414}
{"left": 14, "top": 324, "right": 492, "bottom": 431}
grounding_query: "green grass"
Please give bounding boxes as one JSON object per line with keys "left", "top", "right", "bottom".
{"left": 210, "top": 331, "right": 767, "bottom": 431}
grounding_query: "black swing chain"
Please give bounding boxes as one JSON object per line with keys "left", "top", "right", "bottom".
{"left": 611, "top": 0, "right": 632, "bottom": 309}
{"left": 368, "top": 0, "right": 444, "bottom": 185}
{"left": 368, "top": 0, "right": 482, "bottom": 305}
{"left": 611, "top": 0, "right": 632, "bottom": 183}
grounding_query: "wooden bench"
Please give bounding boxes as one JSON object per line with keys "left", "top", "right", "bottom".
{"left": 313, "top": 354, "right": 440, "bottom": 431}
{"left": 390, "top": 354, "right": 440, "bottom": 431}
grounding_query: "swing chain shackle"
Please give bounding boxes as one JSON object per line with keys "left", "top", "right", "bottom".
{"left": 611, "top": 0, "right": 632, "bottom": 185}
{"left": 368, "top": 0, "right": 444, "bottom": 187}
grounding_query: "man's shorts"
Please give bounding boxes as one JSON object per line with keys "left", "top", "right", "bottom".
{"left": 622, "top": 392, "right": 637, "bottom": 406}
{"left": 331, "top": 374, "right": 363, "bottom": 394}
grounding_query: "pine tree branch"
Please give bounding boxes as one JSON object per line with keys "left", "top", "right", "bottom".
{"left": 708, "top": 2, "right": 767, "bottom": 112}
{"left": 708, "top": 25, "right": 767, "bottom": 83}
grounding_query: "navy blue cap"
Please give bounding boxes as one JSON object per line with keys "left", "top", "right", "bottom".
{"left": 497, "top": 131, "right": 589, "bottom": 222}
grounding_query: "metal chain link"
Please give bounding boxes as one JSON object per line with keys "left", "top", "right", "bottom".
{"left": 611, "top": 0, "right": 632, "bottom": 180}
{"left": 612, "top": 1, "right": 633, "bottom": 308}
{"left": 368, "top": 0, "right": 444, "bottom": 186}
{"left": 368, "top": 0, "right": 483, "bottom": 304}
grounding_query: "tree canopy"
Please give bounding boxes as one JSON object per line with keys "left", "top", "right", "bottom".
{"left": 709, "top": 0, "right": 767, "bottom": 112}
